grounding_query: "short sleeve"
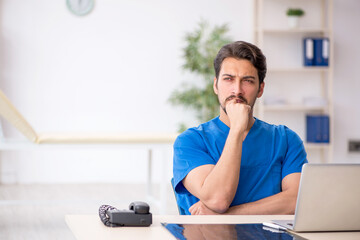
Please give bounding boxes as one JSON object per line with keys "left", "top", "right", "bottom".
{"left": 173, "top": 129, "right": 216, "bottom": 194}
{"left": 282, "top": 127, "right": 308, "bottom": 179}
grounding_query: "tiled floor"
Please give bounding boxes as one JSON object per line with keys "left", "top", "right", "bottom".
{"left": 0, "top": 183, "right": 178, "bottom": 239}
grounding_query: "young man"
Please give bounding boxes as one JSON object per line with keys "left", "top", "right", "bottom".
{"left": 173, "top": 41, "right": 308, "bottom": 215}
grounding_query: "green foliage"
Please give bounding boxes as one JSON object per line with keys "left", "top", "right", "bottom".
{"left": 286, "top": 8, "right": 305, "bottom": 17}
{"left": 169, "top": 21, "right": 232, "bottom": 132}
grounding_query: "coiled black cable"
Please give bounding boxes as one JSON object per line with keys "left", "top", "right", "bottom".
{"left": 98, "top": 205, "right": 123, "bottom": 227}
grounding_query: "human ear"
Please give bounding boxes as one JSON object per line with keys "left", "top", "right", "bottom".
{"left": 257, "top": 82, "right": 265, "bottom": 98}
{"left": 213, "top": 77, "right": 218, "bottom": 95}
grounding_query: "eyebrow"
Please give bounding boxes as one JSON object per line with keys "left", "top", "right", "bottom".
{"left": 242, "top": 76, "right": 256, "bottom": 80}
{"left": 221, "top": 74, "right": 235, "bottom": 78}
{"left": 221, "top": 74, "right": 256, "bottom": 80}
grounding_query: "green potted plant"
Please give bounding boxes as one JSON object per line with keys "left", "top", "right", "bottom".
{"left": 286, "top": 8, "right": 305, "bottom": 28}
{"left": 168, "top": 20, "right": 232, "bottom": 132}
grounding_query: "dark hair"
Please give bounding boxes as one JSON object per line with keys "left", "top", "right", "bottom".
{"left": 214, "top": 41, "right": 267, "bottom": 84}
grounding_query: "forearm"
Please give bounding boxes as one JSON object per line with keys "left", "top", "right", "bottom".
{"left": 225, "top": 190, "right": 298, "bottom": 215}
{"left": 198, "top": 129, "right": 244, "bottom": 212}
{"left": 184, "top": 102, "right": 252, "bottom": 213}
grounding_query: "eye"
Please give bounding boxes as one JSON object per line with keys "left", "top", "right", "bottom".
{"left": 244, "top": 79, "right": 254, "bottom": 83}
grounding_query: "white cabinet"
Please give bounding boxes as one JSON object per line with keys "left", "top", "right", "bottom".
{"left": 254, "top": 0, "right": 333, "bottom": 163}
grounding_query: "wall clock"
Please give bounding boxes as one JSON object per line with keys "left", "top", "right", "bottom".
{"left": 67, "top": 0, "right": 95, "bottom": 16}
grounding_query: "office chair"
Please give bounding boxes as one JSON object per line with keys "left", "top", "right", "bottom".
{"left": 170, "top": 178, "right": 186, "bottom": 215}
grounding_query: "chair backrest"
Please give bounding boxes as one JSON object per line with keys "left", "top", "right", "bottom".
{"left": 170, "top": 178, "right": 186, "bottom": 215}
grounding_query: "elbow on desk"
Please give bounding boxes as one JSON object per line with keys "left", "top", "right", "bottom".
{"left": 286, "top": 200, "right": 297, "bottom": 215}
{"left": 203, "top": 197, "right": 231, "bottom": 214}
{"left": 281, "top": 195, "right": 297, "bottom": 215}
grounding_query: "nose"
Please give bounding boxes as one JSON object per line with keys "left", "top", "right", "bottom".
{"left": 231, "top": 81, "right": 243, "bottom": 96}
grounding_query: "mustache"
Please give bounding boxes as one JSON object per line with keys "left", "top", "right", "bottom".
{"left": 225, "top": 95, "right": 248, "bottom": 104}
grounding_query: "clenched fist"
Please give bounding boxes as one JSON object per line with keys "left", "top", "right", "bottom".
{"left": 225, "top": 97, "right": 251, "bottom": 134}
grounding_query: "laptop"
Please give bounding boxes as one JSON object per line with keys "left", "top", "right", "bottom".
{"left": 272, "top": 163, "right": 360, "bottom": 232}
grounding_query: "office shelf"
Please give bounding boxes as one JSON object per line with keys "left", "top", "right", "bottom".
{"left": 268, "top": 67, "right": 329, "bottom": 73}
{"left": 262, "top": 104, "right": 327, "bottom": 112}
{"left": 254, "top": 0, "right": 334, "bottom": 163}
{"left": 256, "top": 28, "right": 331, "bottom": 34}
{"left": 304, "top": 142, "right": 330, "bottom": 150}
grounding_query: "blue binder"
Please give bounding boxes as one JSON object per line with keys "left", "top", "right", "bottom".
{"left": 306, "top": 115, "right": 330, "bottom": 143}
{"left": 321, "top": 115, "right": 330, "bottom": 143}
{"left": 307, "top": 115, "right": 322, "bottom": 143}
{"left": 313, "top": 38, "right": 329, "bottom": 66}
{"left": 303, "top": 38, "right": 314, "bottom": 66}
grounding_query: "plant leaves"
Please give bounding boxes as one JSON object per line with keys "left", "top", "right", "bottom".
{"left": 169, "top": 20, "right": 232, "bottom": 129}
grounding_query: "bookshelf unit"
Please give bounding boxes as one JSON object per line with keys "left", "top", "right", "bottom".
{"left": 254, "top": 0, "right": 333, "bottom": 163}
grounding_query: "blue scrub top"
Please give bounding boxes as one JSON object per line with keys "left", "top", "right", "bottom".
{"left": 173, "top": 116, "right": 308, "bottom": 215}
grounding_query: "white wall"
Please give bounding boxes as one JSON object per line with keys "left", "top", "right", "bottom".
{"left": 0, "top": 0, "right": 254, "bottom": 183}
{"left": 333, "top": 0, "right": 360, "bottom": 163}
{"left": 1, "top": 0, "right": 359, "bottom": 184}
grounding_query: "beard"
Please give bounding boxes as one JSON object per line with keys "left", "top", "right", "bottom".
{"left": 219, "top": 94, "right": 256, "bottom": 115}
